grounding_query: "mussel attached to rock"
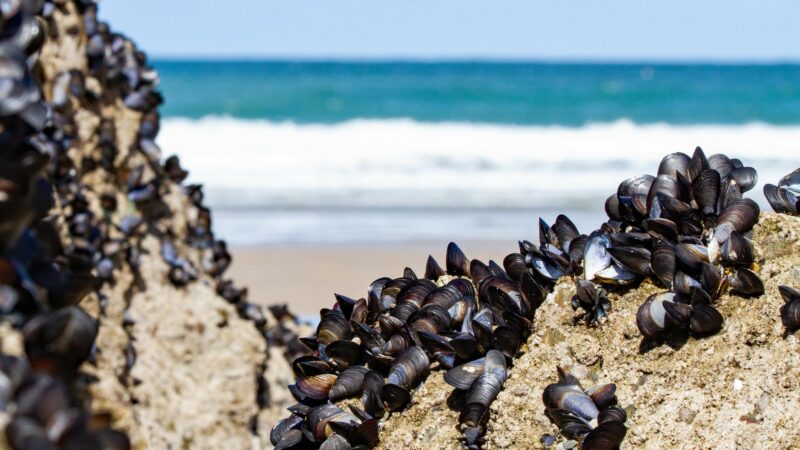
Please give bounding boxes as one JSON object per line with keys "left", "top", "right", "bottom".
{"left": 764, "top": 169, "right": 800, "bottom": 215}
{"left": 543, "top": 367, "right": 627, "bottom": 450}
{"left": 779, "top": 286, "right": 800, "bottom": 332}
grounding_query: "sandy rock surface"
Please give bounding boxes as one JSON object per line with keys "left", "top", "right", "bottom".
{"left": 377, "top": 213, "right": 800, "bottom": 449}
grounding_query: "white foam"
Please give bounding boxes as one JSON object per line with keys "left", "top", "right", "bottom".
{"left": 158, "top": 117, "right": 800, "bottom": 210}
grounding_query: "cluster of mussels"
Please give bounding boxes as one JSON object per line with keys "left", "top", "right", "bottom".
{"left": 764, "top": 169, "right": 800, "bottom": 215}
{"left": 271, "top": 243, "right": 550, "bottom": 449}
{"left": 0, "top": 0, "right": 130, "bottom": 448}
{"left": 592, "top": 148, "right": 763, "bottom": 339}
{"left": 542, "top": 368, "right": 627, "bottom": 450}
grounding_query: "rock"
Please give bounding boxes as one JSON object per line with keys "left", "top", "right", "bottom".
{"left": 376, "top": 214, "right": 800, "bottom": 449}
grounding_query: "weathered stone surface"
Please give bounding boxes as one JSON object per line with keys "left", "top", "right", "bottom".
{"left": 377, "top": 213, "right": 800, "bottom": 449}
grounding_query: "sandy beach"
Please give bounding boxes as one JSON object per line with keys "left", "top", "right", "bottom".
{"left": 228, "top": 241, "right": 517, "bottom": 314}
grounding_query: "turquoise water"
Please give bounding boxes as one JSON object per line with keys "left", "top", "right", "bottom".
{"left": 153, "top": 61, "right": 800, "bottom": 125}
{"left": 152, "top": 61, "right": 800, "bottom": 244}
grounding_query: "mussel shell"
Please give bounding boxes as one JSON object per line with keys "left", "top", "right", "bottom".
{"left": 14, "top": 375, "right": 69, "bottom": 425}
{"left": 292, "top": 356, "right": 332, "bottom": 378}
{"left": 491, "top": 325, "right": 522, "bottom": 357}
{"left": 542, "top": 383, "right": 599, "bottom": 421}
{"left": 271, "top": 415, "right": 304, "bottom": 445}
{"left": 444, "top": 357, "right": 485, "bottom": 390}
{"left": 290, "top": 373, "right": 338, "bottom": 403}
{"left": 585, "top": 383, "right": 616, "bottom": 410}
{"left": 764, "top": 184, "right": 791, "bottom": 214}
{"left": 779, "top": 285, "right": 800, "bottom": 304}
{"left": 647, "top": 174, "right": 679, "bottom": 212}
{"left": 673, "top": 271, "right": 702, "bottom": 297}
{"left": 699, "top": 262, "right": 725, "bottom": 299}
{"left": 446, "top": 242, "right": 470, "bottom": 277}
{"left": 415, "top": 330, "right": 453, "bottom": 355}
{"left": 729, "top": 268, "right": 764, "bottom": 297}
{"left": 607, "top": 246, "right": 651, "bottom": 276}
{"left": 598, "top": 405, "right": 628, "bottom": 425}
{"left": 729, "top": 166, "right": 758, "bottom": 193}
{"left": 306, "top": 404, "right": 344, "bottom": 441}
{"left": 386, "top": 346, "right": 429, "bottom": 388}
{"left": 22, "top": 306, "right": 98, "bottom": 375}
{"left": 688, "top": 147, "right": 709, "bottom": 181}
{"left": 662, "top": 300, "right": 692, "bottom": 325}
{"left": 329, "top": 366, "right": 369, "bottom": 402}
{"left": 675, "top": 243, "right": 709, "bottom": 274}
{"left": 593, "top": 264, "right": 637, "bottom": 286}
{"left": 720, "top": 231, "right": 754, "bottom": 267}
{"left": 381, "top": 331, "right": 412, "bottom": 355}
{"left": 645, "top": 218, "right": 679, "bottom": 243}
{"left": 582, "top": 420, "right": 627, "bottom": 450}
{"left": 780, "top": 299, "right": 800, "bottom": 331}
{"left": 425, "top": 255, "right": 446, "bottom": 280}
{"left": 708, "top": 154, "right": 735, "bottom": 179}
{"left": 691, "top": 169, "right": 721, "bottom": 219}
{"left": 618, "top": 174, "right": 655, "bottom": 198}
{"left": 413, "top": 304, "right": 452, "bottom": 335}
{"left": 389, "top": 301, "right": 419, "bottom": 324}
{"left": 361, "top": 371, "right": 386, "bottom": 418}
{"left": 464, "top": 371, "right": 504, "bottom": 407}
{"left": 334, "top": 294, "right": 359, "bottom": 321}
{"left": 502, "top": 253, "right": 528, "bottom": 282}
{"left": 553, "top": 214, "right": 580, "bottom": 250}
{"left": 658, "top": 153, "right": 691, "bottom": 179}
{"left": 636, "top": 292, "right": 678, "bottom": 338}
{"left": 381, "top": 383, "right": 411, "bottom": 411}
{"left": 469, "top": 259, "right": 493, "bottom": 285}
{"left": 400, "top": 280, "right": 438, "bottom": 308}
{"left": 316, "top": 311, "right": 351, "bottom": 346}
{"left": 351, "top": 321, "right": 384, "bottom": 356}
{"left": 650, "top": 243, "right": 676, "bottom": 289}
{"left": 5, "top": 417, "right": 52, "bottom": 450}
{"left": 584, "top": 232, "right": 611, "bottom": 281}
{"left": 719, "top": 176, "right": 742, "bottom": 212}
{"left": 715, "top": 198, "right": 760, "bottom": 240}
{"left": 520, "top": 272, "right": 547, "bottom": 316}
{"left": 688, "top": 304, "right": 724, "bottom": 335}
{"left": 320, "top": 433, "right": 351, "bottom": 450}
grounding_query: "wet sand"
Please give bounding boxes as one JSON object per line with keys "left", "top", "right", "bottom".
{"left": 228, "top": 241, "right": 517, "bottom": 314}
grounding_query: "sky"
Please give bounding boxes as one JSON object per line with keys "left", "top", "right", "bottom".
{"left": 98, "top": 0, "right": 800, "bottom": 61}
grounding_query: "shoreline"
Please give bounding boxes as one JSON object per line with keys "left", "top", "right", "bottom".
{"left": 228, "top": 240, "right": 518, "bottom": 314}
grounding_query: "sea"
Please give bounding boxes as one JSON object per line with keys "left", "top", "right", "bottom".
{"left": 152, "top": 61, "right": 800, "bottom": 245}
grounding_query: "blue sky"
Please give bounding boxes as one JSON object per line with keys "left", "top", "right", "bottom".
{"left": 99, "top": 0, "right": 800, "bottom": 61}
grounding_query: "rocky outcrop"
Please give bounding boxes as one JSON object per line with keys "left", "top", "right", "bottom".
{"left": 375, "top": 213, "right": 800, "bottom": 449}
{"left": 0, "top": 1, "right": 299, "bottom": 449}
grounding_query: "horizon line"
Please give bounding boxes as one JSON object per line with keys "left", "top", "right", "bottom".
{"left": 147, "top": 55, "right": 800, "bottom": 66}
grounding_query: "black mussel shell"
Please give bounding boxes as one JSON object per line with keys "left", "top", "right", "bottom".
{"left": 329, "top": 366, "right": 369, "bottom": 402}
{"left": 728, "top": 268, "right": 764, "bottom": 298}
{"left": 582, "top": 420, "right": 627, "bottom": 450}
{"left": 691, "top": 169, "right": 721, "bottom": 222}
{"left": 779, "top": 285, "right": 800, "bottom": 304}
{"left": 719, "top": 231, "right": 753, "bottom": 267}
{"left": 444, "top": 357, "right": 486, "bottom": 390}
{"left": 636, "top": 293, "right": 678, "bottom": 338}
{"left": 729, "top": 166, "right": 757, "bottom": 193}
{"left": 689, "top": 304, "right": 724, "bottom": 335}
{"left": 469, "top": 259, "right": 493, "bottom": 286}
{"left": 424, "top": 255, "right": 446, "bottom": 280}
{"left": 23, "top": 306, "right": 98, "bottom": 375}
{"left": 607, "top": 246, "right": 651, "bottom": 276}
{"left": 650, "top": 243, "right": 676, "bottom": 289}
{"left": 658, "top": 152, "right": 691, "bottom": 179}
{"left": 446, "top": 242, "right": 470, "bottom": 277}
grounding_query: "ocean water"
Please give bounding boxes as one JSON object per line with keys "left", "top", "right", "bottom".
{"left": 152, "top": 61, "right": 800, "bottom": 245}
